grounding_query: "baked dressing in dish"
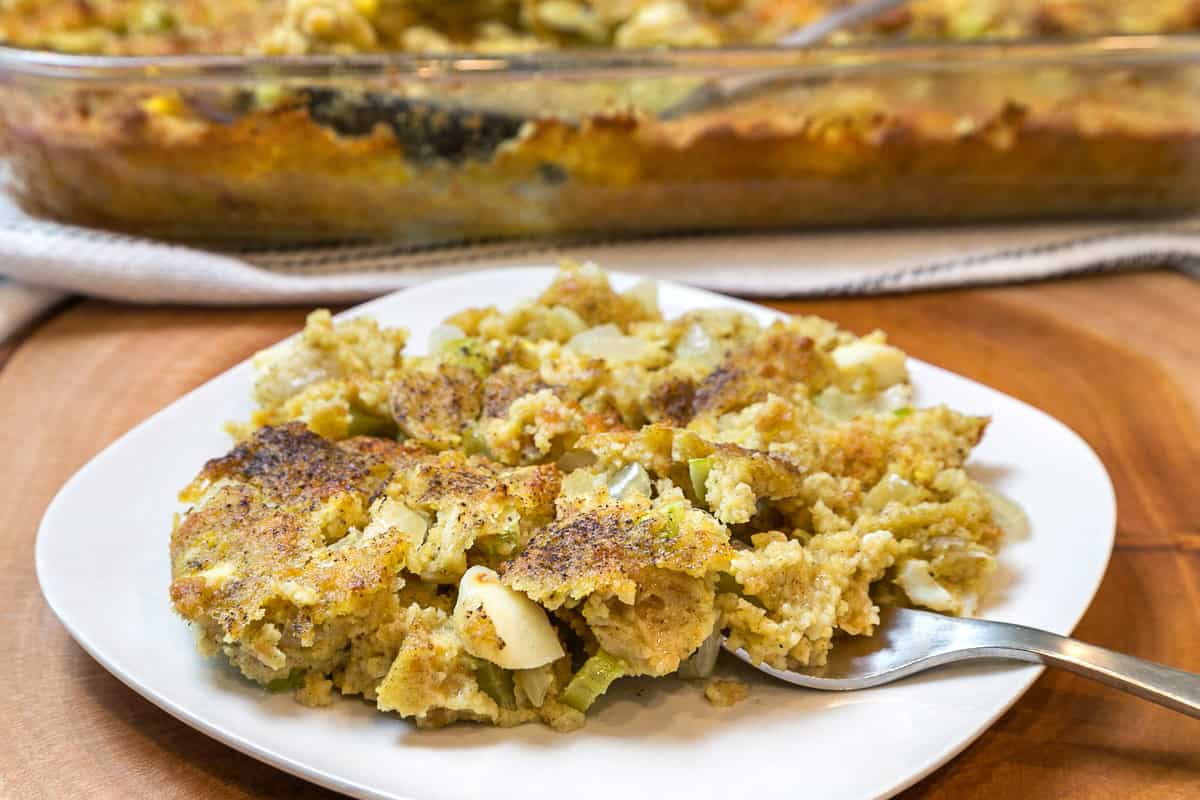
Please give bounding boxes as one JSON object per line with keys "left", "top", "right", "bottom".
{"left": 3, "top": 1, "right": 1200, "bottom": 242}
{"left": 6, "top": 0, "right": 1200, "bottom": 55}
{"left": 170, "top": 264, "right": 1011, "bottom": 729}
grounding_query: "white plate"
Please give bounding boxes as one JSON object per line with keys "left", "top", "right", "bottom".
{"left": 37, "top": 268, "right": 1116, "bottom": 800}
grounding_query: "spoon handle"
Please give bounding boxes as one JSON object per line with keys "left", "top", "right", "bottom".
{"left": 965, "top": 618, "right": 1200, "bottom": 718}
{"left": 658, "top": 0, "right": 910, "bottom": 120}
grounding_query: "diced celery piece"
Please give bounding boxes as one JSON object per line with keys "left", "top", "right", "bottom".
{"left": 655, "top": 501, "right": 687, "bottom": 540}
{"left": 475, "top": 661, "right": 517, "bottom": 710}
{"left": 266, "top": 668, "right": 305, "bottom": 693}
{"left": 677, "top": 629, "right": 720, "bottom": 680}
{"left": 715, "top": 571, "right": 741, "bottom": 595}
{"left": 133, "top": 3, "right": 177, "bottom": 33}
{"left": 440, "top": 337, "right": 491, "bottom": 378}
{"left": 687, "top": 457, "right": 711, "bottom": 504}
{"left": 253, "top": 83, "right": 289, "bottom": 110}
{"left": 428, "top": 323, "right": 467, "bottom": 356}
{"left": 561, "top": 651, "right": 627, "bottom": 712}
{"left": 479, "top": 517, "right": 520, "bottom": 557}
{"left": 715, "top": 571, "right": 766, "bottom": 609}
{"left": 462, "top": 427, "right": 489, "bottom": 456}
{"left": 346, "top": 407, "right": 397, "bottom": 438}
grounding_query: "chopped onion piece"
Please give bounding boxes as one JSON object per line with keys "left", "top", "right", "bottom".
{"left": 984, "top": 487, "right": 1030, "bottom": 540}
{"left": 453, "top": 566, "right": 565, "bottom": 670}
{"left": 876, "top": 384, "right": 914, "bottom": 414}
{"left": 832, "top": 340, "right": 908, "bottom": 388}
{"left": 813, "top": 387, "right": 864, "bottom": 421}
{"left": 428, "top": 323, "right": 466, "bottom": 356}
{"left": 462, "top": 427, "right": 488, "bottom": 456}
{"left": 675, "top": 322, "right": 715, "bottom": 362}
{"left": 623, "top": 278, "right": 660, "bottom": 316}
{"left": 607, "top": 463, "right": 652, "bottom": 500}
{"left": 567, "top": 324, "right": 658, "bottom": 364}
{"left": 515, "top": 666, "right": 554, "bottom": 708}
{"left": 895, "top": 559, "right": 957, "bottom": 612}
{"left": 363, "top": 498, "right": 428, "bottom": 542}
{"left": 814, "top": 384, "right": 915, "bottom": 421}
{"left": 864, "top": 473, "right": 922, "bottom": 511}
{"left": 677, "top": 628, "right": 721, "bottom": 680}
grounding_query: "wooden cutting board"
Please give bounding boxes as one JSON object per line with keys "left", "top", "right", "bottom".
{"left": 1, "top": 270, "right": 1196, "bottom": 799}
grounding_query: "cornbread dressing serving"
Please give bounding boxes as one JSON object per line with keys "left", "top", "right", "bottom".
{"left": 169, "top": 265, "right": 1014, "bottom": 729}
{"left": 2, "top": 1, "right": 1200, "bottom": 241}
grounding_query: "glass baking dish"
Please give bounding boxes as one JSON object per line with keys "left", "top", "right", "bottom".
{"left": 2, "top": 35, "right": 1200, "bottom": 244}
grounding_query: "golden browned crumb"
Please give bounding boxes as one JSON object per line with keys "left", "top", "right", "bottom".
{"left": 170, "top": 423, "right": 413, "bottom": 683}
{"left": 379, "top": 446, "right": 561, "bottom": 580}
{"left": 534, "top": 262, "right": 661, "bottom": 330}
{"left": 502, "top": 486, "right": 731, "bottom": 611}
{"left": 691, "top": 321, "right": 834, "bottom": 420}
{"left": 390, "top": 364, "right": 483, "bottom": 449}
{"left": 704, "top": 678, "right": 748, "bottom": 707}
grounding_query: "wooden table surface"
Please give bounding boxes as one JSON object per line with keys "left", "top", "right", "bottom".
{"left": 2, "top": 270, "right": 1197, "bottom": 799}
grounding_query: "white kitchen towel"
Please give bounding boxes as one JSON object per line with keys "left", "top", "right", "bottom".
{"left": 0, "top": 278, "right": 66, "bottom": 346}
{"left": 2, "top": 187, "right": 1199, "bottom": 344}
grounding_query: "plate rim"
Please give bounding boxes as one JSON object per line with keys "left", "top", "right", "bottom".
{"left": 35, "top": 266, "right": 1117, "bottom": 800}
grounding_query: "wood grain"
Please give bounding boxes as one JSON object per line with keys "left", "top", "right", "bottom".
{"left": 2, "top": 270, "right": 1197, "bottom": 800}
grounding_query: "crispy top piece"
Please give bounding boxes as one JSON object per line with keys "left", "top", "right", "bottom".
{"left": 389, "top": 447, "right": 561, "bottom": 521}
{"left": 252, "top": 309, "right": 408, "bottom": 413}
{"left": 535, "top": 262, "right": 659, "bottom": 331}
{"left": 817, "top": 406, "right": 988, "bottom": 486}
{"left": 380, "top": 446, "right": 561, "bottom": 581}
{"left": 482, "top": 365, "right": 548, "bottom": 418}
{"left": 445, "top": 304, "right": 588, "bottom": 345}
{"left": 582, "top": 565, "right": 717, "bottom": 677}
{"left": 502, "top": 487, "right": 731, "bottom": 608}
{"left": 189, "top": 421, "right": 400, "bottom": 503}
{"left": 691, "top": 321, "right": 835, "bottom": 420}
{"left": 390, "top": 364, "right": 483, "bottom": 449}
{"left": 171, "top": 423, "right": 410, "bottom": 640}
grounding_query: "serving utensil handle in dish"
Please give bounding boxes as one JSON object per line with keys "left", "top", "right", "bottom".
{"left": 961, "top": 617, "right": 1200, "bottom": 718}
{"left": 657, "top": 0, "right": 910, "bottom": 119}
{"left": 777, "top": 0, "right": 911, "bottom": 47}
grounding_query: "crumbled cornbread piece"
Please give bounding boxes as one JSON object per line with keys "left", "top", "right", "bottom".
{"left": 704, "top": 678, "right": 748, "bottom": 707}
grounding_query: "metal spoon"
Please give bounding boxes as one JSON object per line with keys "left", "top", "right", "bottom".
{"left": 725, "top": 605, "right": 1200, "bottom": 717}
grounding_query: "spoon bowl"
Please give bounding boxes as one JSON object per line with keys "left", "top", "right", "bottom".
{"left": 724, "top": 606, "right": 1200, "bottom": 717}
